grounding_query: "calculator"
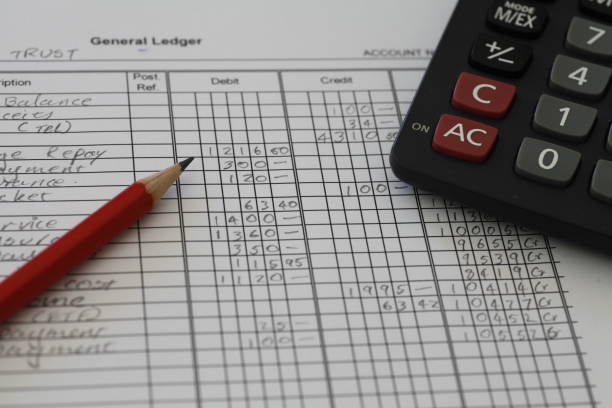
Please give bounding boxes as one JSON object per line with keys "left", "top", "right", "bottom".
{"left": 390, "top": 0, "right": 612, "bottom": 251}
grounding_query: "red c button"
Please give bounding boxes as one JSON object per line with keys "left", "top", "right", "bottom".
{"left": 452, "top": 72, "right": 516, "bottom": 119}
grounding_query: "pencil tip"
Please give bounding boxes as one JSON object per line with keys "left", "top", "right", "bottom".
{"left": 178, "top": 157, "right": 194, "bottom": 171}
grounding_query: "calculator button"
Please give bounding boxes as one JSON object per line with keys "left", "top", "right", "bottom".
{"left": 432, "top": 114, "right": 498, "bottom": 163}
{"left": 606, "top": 123, "right": 612, "bottom": 153}
{"left": 549, "top": 55, "right": 611, "bottom": 99}
{"left": 515, "top": 138, "right": 581, "bottom": 187}
{"left": 487, "top": 0, "right": 548, "bottom": 37}
{"left": 581, "top": 0, "right": 612, "bottom": 20}
{"left": 533, "top": 94, "right": 597, "bottom": 142}
{"left": 470, "top": 33, "right": 532, "bottom": 77}
{"left": 566, "top": 17, "right": 612, "bottom": 59}
{"left": 451, "top": 72, "right": 516, "bottom": 119}
{"left": 590, "top": 160, "right": 612, "bottom": 204}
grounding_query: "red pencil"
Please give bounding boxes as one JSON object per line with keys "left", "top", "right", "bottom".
{"left": 0, "top": 157, "right": 194, "bottom": 324}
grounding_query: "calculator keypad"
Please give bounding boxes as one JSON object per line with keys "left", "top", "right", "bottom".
{"left": 566, "top": 17, "right": 612, "bottom": 59}
{"left": 392, "top": 0, "right": 612, "bottom": 250}
{"left": 429, "top": 2, "right": 612, "bottom": 196}
{"left": 533, "top": 94, "right": 597, "bottom": 142}
{"left": 451, "top": 72, "right": 516, "bottom": 118}
{"left": 515, "top": 138, "right": 582, "bottom": 187}
{"left": 549, "top": 54, "right": 611, "bottom": 99}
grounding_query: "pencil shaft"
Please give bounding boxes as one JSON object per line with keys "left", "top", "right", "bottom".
{"left": 0, "top": 182, "right": 152, "bottom": 323}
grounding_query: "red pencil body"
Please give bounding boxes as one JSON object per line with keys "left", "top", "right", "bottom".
{"left": 0, "top": 182, "right": 153, "bottom": 323}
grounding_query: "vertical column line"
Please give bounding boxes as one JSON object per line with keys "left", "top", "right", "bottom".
{"left": 312, "top": 90, "right": 367, "bottom": 408}
{"left": 473, "top": 209, "right": 530, "bottom": 405}
{"left": 235, "top": 90, "right": 271, "bottom": 406}
{"left": 164, "top": 72, "right": 203, "bottom": 407}
{"left": 223, "top": 91, "right": 252, "bottom": 405}
{"left": 194, "top": 91, "right": 232, "bottom": 403}
{"left": 321, "top": 88, "right": 382, "bottom": 406}
{"left": 384, "top": 85, "right": 439, "bottom": 404}
{"left": 349, "top": 88, "right": 402, "bottom": 407}
{"left": 387, "top": 70, "right": 466, "bottom": 407}
{"left": 208, "top": 91, "right": 238, "bottom": 408}
{"left": 251, "top": 90, "right": 294, "bottom": 405}
{"left": 543, "top": 237, "right": 596, "bottom": 406}
{"left": 366, "top": 88, "right": 422, "bottom": 407}
{"left": 277, "top": 72, "right": 336, "bottom": 408}
{"left": 331, "top": 89, "right": 384, "bottom": 407}
{"left": 453, "top": 205, "right": 503, "bottom": 405}
{"left": 125, "top": 71, "right": 154, "bottom": 407}
{"left": 512, "top": 226, "right": 566, "bottom": 405}
{"left": 494, "top": 221, "right": 549, "bottom": 404}
{"left": 439, "top": 201, "right": 492, "bottom": 404}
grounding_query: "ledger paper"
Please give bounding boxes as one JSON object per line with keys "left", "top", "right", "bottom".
{"left": 0, "top": 1, "right": 610, "bottom": 407}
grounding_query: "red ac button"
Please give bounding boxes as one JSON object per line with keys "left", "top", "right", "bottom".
{"left": 452, "top": 72, "right": 516, "bottom": 119}
{"left": 432, "top": 114, "right": 498, "bottom": 162}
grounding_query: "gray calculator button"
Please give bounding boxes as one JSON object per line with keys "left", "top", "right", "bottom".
{"left": 515, "top": 137, "right": 581, "bottom": 186}
{"left": 567, "top": 17, "right": 612, "bottom": 59}
{"left": 590, "top": 160, "right": 612, "bottom": 204}
{"left": 607, "top": 124, "right": 612, "bottom": 153}
{"left": 549, "top": 55, "right": 611, "bottom": 99}
{"left": 533, "top": 94, "right": 597, "bottom": 141}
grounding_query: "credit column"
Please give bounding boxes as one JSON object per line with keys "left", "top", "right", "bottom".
{"left": 282, "top": 71, "right": 460, "bottom": 408}
{"left": 126, "top": 72, "right": 198, "bottom": 408}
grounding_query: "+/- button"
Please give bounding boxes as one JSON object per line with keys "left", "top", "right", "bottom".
{"left": 432, "top": 114, "right": 498, "bottom": 163}
{"left": 470, "top": 33, "right": 532, "bottom": 77}
{"left": 452, "top": 72, "right": 517, "bottom": 119}
{"left": 515, "top": 137, "right": 581, "bottom": 187}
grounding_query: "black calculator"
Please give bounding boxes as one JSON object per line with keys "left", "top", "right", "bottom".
{"left": 391, "top": 0, "right": 612, "bottom": 251}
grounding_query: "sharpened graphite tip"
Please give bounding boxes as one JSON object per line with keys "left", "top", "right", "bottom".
{"left": 179, "top": 157, "right": 195, "bottom": 171}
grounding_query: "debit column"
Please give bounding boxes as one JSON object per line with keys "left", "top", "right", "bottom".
{"left": 126, "top": 72, "right": 199, "bottom": 408}
{"left": 169, "top": 72, "right": 329, "bottom": 408}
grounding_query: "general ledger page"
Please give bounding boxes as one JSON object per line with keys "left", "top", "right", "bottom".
{"left": 0, "top": 1, "right": 609, "bottom": 407}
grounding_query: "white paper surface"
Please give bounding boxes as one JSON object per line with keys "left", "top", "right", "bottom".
{"left": 0, "top": 1, "right": 609, "bottom": 407}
